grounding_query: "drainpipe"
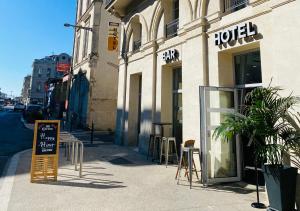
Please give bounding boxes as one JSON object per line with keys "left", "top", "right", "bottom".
{"left": 120, "top": 23, "right": 128, "bottom": 146}
{"left": 201, "top": 0, "right": 209, "bottom": 86}
{"left": 200, "top": 0, "right": 209, "bottom": 186}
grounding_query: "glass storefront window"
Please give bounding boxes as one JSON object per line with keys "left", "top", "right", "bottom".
{"left": 234, "top": 51, "right": 262, "bottom": 85}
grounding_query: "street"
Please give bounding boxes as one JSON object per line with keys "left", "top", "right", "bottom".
{"left": 0, "top": 111, "right": 33, "bottom": 176}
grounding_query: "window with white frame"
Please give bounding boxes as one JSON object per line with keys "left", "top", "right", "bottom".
{"left": 37, "top": 82, "right": 42, "bottom": 92}
{"left": 82, "top": 19, "right": 90, "bottom": 58}
{"left": 78, "top": 0, "right": 83, "bottom": 17}
{"left": 75, "top": 31, "right": 81, "bottom": 63}
{"left": 38, "top": 68, "right": 42, "bottom": 77}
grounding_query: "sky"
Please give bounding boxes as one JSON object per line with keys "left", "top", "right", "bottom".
{"left": 0, "top": 0, "right": 76, "bottom": 97}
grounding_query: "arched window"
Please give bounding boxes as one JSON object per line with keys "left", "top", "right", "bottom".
{"left": 129, "top": 16, "right": 142, "bottom": 52}
{"left": 165, "top": 0, "right": 179, "bottom": 39}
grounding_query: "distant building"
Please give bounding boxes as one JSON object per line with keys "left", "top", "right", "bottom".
{"left": 21, "top": 75, "right": 31, "bottom": 105}
{"left": 14, "top": 97, "right": 22, "bottom": 104}
{"left": 29, "top": 53, "right": 71, "bottom": 105}
{"left": 0, "top": 91, "right": 7, "bottom": 100}
{"left": 69, "top": 0, "right": 120, "bottom": 130}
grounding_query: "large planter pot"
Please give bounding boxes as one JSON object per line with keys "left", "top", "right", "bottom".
{"left": 263, "top": 165, "right": 298, "bottom": 211}
{"left": 296, "top": 174, "right": 300, "bottom": 211}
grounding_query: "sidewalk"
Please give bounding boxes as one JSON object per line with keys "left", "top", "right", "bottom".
{"left": 2, "top": 135, "right": 268, "bottom": 211}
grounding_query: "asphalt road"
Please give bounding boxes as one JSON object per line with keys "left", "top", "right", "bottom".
{"left": 0, "top": 111, "right": 33, "bottom": 176}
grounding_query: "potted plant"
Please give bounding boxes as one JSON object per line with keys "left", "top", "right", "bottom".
{"left": 214, "top": 86, "right": 300, "bottom": 211}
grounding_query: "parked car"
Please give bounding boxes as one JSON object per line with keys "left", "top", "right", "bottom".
{"left": 3, "top": 104, "right": 14, "bottom": 111}
{"left": 0, "top": 100, "right": 4, "bottom": 111}
{"left": 14, "top": 103, "right": 25, "bottom": 111}
{"left": 23, "top": 104, "right": 43, "bottom": 123}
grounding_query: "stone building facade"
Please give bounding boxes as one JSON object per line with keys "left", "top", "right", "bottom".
{"left": 21, "top": 75, "right": 31, "bottom": 105}
{"left": 29, "top": 53, "right": 71, "bottom": 105}
{"left": 69, "top": 0, "right": 120, "bottom": 130}
{"left": 106, "top": 0, "right": 300, "bottom": 194}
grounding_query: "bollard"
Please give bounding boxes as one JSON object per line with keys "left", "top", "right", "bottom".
{"left": 91, "top": 121, "right": 94, "bottom": 144}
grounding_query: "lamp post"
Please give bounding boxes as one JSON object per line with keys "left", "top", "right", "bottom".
{"left": 64, "top": 23, "right": 93, "bottom": 32}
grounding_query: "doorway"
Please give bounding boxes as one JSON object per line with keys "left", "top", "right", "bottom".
{"left": 172, "top": 68, "right": 183, "bottom": 152}
{"left": 128, "top": 74, "right": 142, "bottom": 147}
{"left": 234, "top": 50, "right": 263, "bottom": 185}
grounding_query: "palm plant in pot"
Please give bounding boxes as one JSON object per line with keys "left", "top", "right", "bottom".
{"left": 214, "top": 86, "right": 300, "bottom": 211}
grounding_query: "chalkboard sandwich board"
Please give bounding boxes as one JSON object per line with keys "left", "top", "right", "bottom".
{"left": 31, "top": 120, "right": 60, "bottom": 182}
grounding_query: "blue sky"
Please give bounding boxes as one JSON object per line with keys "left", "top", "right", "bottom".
{"left": 0, "top": 0, "right": 76, "bottom": 97}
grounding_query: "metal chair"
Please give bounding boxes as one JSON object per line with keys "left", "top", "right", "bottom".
{"left": 160, "top": 137, "right": 178, "bottom": 167}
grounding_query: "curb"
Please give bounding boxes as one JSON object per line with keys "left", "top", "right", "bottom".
{"left": 0, "top": 149, "right": 31, "bottom": 211}
{"left": 20, "top": 117, "right": 34, "bottom": 131}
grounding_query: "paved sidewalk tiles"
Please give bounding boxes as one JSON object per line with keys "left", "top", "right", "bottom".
{"left": 3, "top": 137, "right": 268, "bottom": 211}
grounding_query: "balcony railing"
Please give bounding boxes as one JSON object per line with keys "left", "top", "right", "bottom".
{"left": 224, "top": 0, "right": 249, "bottom": 13}
{"left": 166, "top": 18, "right": 179, "bottom": 39}
{"left": 133, "top": 40, "right": 141, "bottom": 52}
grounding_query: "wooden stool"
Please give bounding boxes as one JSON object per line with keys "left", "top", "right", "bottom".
{"left": 177, "top": 147, "right": 201, "bottom": 189}
{"left": 175, "top": 140, "right": 195, "bottom": 180}
{"left": 160, "top": 137, "right": 178, "bottom": 167}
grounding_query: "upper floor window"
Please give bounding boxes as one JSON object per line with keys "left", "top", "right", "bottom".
{"left": 86, "top": 0, "right": 91, "bottom": 9}
{"left": 75, "top": 32, "right": 81, "bottom": 64}
{"left": 37, "top": 83, "right": 42, "bottom": 92}
{"left": 224, "top": 0, "right": 249, "bottom": 13}
{"left": 47, "top": 68, "right": 51, "bottom": 77}
{"left": 78, "top": 0, "right": 83, "bottom": 18}
{"left": 132, "top": 22, "right": 142, "bottom": 52}
{"left": 82, "top": 19, "right": 90, "bottom": 58}
{"left": 38, "top": 68, "right": 42, "bottom": 77}
{"left": 166, "top": 0, "right": 179, "bottom": 39}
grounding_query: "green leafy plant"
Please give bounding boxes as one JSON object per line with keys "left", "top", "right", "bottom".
{"left": 213, "top": 86, "right": 300, "bottom": 166}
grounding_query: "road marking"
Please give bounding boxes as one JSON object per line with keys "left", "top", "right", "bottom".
{"left": 0, "top": 152, "right": 20, "bottom": 211}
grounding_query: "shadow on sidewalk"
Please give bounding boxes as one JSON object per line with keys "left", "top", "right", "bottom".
{"left": 35, "top": 179, "right": 126, "bottom": 189}
{"left": 176, "top": 180, "right": 263, "bottom": 194}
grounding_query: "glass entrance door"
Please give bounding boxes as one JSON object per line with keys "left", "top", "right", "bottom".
{"left": 173, "top": 68, "right": 182, "bottom": 150}
{"left": 234, "top": 50, "right": 263, "bottom": 184}
{"left": 200, "top": 86, "right": 241, "bottom": 185}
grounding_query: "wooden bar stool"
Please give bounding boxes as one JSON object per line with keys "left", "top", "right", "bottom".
{"left": 160, "top": 137, "right": 178, "bottom": 167}
{"left": 175, "top": 140, "right": 195, "bottom": 180}
{"left": 176, "top": 140, "right": 201, "bottom": 189}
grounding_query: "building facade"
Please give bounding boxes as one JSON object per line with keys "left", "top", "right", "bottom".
{"left": 29, "top": 53, "right": 71, "bottom": 105}
{"left": 0, "top": 91, "right": 7, "bottom": 100}
{"left": 21, "top": 75, "right": 31, "bottom": 105}
{"left": 106, "top": 0, "right": 300, "bottom": 186}
{"left": 69, "top": 0, "right": 119, "bottom": 130}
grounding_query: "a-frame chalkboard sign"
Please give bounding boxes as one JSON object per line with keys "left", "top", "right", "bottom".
{"left": 30, "top": 120, "right": 60, "bottom": 182}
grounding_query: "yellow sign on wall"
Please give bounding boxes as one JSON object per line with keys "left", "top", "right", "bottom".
{"left": 30, "top": 120, "right": 60, "bottom": 182}
{"left": 108, "top": 22, "right": 119, "bottom": 51}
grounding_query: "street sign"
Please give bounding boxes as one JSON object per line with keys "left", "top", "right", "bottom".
{"left": 30, "top": 120, "right": 60, "bottom": 182}
{"left": 108, "top": 22, "right": 119, "bottom": 51}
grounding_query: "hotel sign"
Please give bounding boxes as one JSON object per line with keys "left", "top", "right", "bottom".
{"left": 214, "top": 22, "right": 257, "bottom": 46}
{"left": 163, "top": 49, "right": 179, "bottom": 63}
